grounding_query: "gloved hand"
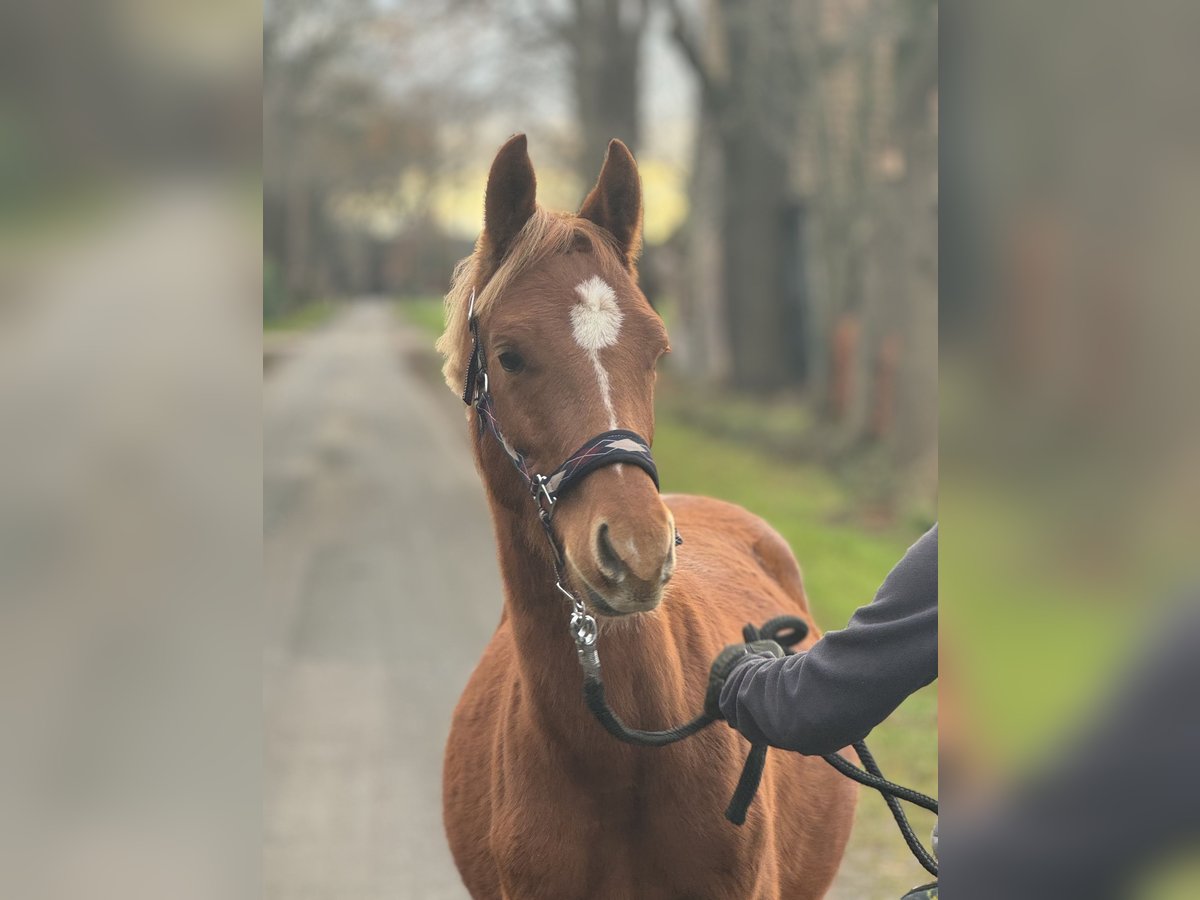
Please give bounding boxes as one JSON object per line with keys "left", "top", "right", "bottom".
{"left": 705, "top": 640, "right": 784, "bottom": 720}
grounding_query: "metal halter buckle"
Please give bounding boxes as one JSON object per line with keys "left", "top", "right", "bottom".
{"left": 571, "top": 611, "right": 598, "bottom": 648}
{"left": 555, "top": 580, "right": 596, "bottom": 648}
{"left": 533, "top": 474, "right": 555, "bottom": 515}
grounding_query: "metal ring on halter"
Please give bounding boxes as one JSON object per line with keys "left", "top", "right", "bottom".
{"left": 570, "top": 611, "right": 598, "bottom": 647}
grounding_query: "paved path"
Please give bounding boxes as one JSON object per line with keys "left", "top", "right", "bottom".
{"left": 264, "top": 301, "right": 496, "bottom": 899}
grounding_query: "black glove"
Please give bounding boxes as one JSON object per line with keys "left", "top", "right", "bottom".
{"left": 705, "top": 640, "right": 784, "bottom": 720}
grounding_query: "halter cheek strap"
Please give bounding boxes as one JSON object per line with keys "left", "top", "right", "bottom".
{"left": 462, "top": 303, "right": 660, "bottom": 517}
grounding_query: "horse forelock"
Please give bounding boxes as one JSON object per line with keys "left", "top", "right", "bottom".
{"left": 436, "top": 207, "right": 624, "bottom": 394}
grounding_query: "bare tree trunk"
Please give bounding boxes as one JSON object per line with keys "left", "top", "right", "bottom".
{"left": 892, "top": 102, "right": 937, "bottom": 482}
{"left": 719, "top": 124, "right": 793, "bottom": 389}
{"left": 668, "top": 0, "right": 807, "bottom": 390}
{"left": 891, "top": 0, "right": 938, "bottom": 511}
{"left": 570, "top": 0, "right": 646, "bottom": 183}
{"left": 676, "top": 110, "right": 731, "bottom": 380}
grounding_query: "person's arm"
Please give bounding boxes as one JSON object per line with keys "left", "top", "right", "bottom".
{"left": 718, "top": 524, "right": 938, "bottom": 755}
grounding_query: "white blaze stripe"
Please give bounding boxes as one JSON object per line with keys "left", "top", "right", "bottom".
{"left": 571, "top": 276, "right": 623, "bottom": 430}
{"left": 591, "top": 358, "right": 617, "bottom": 431}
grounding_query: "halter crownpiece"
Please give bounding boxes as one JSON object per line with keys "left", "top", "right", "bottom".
{"left": 461, "top": 289, "right": 485, "bottom": 406}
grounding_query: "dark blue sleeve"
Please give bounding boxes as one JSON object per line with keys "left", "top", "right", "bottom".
{"left": 718, "top": 524, "right": 938, "bottom": 755}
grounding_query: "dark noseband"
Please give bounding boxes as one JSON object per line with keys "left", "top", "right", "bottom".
{"left": 461, "top": 302, "right": 660, "bottom": 517}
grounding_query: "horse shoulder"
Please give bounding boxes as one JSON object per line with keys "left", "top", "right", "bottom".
{"left": 663, "top": 494, "right": 812, "bottom": 617}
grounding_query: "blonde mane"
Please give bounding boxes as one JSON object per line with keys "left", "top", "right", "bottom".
{"left": 436, "top": 207, "right": 588, "bottom": 393}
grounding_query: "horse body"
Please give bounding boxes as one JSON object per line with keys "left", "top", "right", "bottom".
{"left": 440, "top": 135, "right": 856, "bottom": 899}
{"left": 445, "top": 496, "right": 856, "bottom": 900}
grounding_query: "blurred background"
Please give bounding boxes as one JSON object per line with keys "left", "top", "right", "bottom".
{"left": 6, "top": 0, "right": 1193, "bottom": 897}
{"left": 264, "top": 0, "right": 939, "bottom": 519}
{"left": 940, "top": 3, "right": 1200, "bottom": 895}
{"left": 263, "top": 0, "right": 937, "bottom": 898}
{"left": 1, "top": 2, "right": 258, "bottom": 899}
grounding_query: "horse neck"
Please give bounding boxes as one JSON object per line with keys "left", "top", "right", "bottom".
{"left": 479, "top": 445, "right": 682, "bottom": 741}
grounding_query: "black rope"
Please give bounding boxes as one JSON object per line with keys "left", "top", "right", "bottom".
{"left": 580, "top": 641, "right": 762, "bottom": 825}
{"left": 725, "top": 743, "right": 768, "bottom": 825}
{"left": 581, "top": 674, "right": 764, "bottom": 824}
{"left": 581, "top": 614, "right": 938, "bottom": 876}
{"left": 741, "top": 617, "right": 939, "bottom": 879}
{"left": 836, "top": 742, "right": 939, "bottom": 878}
{"left": 823, "top": 745, "right": 938, "bottom": 812}
{"left": 582, "top": 679, "right": 715, "bottom": 746}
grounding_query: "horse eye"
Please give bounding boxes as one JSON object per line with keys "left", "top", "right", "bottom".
{"left": 498, "top": 351, "right": 525, "bottom": 373}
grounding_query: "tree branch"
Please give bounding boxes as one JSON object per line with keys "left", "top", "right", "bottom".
{"left": 662, "top": 0, "right": 712, "bottom": 91}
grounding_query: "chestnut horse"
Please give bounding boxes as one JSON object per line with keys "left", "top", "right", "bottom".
{"left": 439, "top": 135, "right": 856, "bottom": 899}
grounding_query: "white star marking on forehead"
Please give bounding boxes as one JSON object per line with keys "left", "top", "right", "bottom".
{"left": 571, "top": 275, "right": 623, "bottom": 350}
{"left": 571, "top": 275, "right": 623, "bottom": 432}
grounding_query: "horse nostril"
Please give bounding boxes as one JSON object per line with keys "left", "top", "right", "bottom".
{"left": 595, "top": 522, "right": 625, "bottom": 583}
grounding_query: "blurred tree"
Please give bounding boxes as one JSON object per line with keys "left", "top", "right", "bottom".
{"left": 802, "top": 0, "right": 937, "bottom": 500}
{"left": 567, "top": 0, "right": 649, "bottom": 180}
{"left": 888, "top": 0, "right": 938, "bottom": 504}
{"left": 263, "top": 0, "right": 459, "bottom": 307}
{"left": 665, "top": 0, "right": 937, "bottom": 506}
{"left": 666, "top": 0, "right": 809, "bottom": 391}
{"left": 264, "top": 0, "right": 368, "bottom": 305}
{"left": 486, "top": 0, "right": 650, "bottom": 186}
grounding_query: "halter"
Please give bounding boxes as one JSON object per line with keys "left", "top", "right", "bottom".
{"left": 460, "top": 289, "right": 670, "bottom": 645}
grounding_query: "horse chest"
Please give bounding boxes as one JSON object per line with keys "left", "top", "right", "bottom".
{"left": 489, "top": 731, "right": 773, "bottom": 900}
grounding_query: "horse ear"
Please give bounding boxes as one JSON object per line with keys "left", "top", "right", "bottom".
{"left": 483, "top": 133, "right": 537, "bottom": 263}
{"left": 578, "top": 139, "right": 643, "bottom": 267}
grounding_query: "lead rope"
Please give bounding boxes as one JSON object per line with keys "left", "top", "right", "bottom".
{"left": 740, "top": 622, "right": 939, "bottom": 879}
{"left": 578, "top": 615, "right": 939, "bottom": 877}
{"left": 575, "top": 626, "right": 761, "bottom": 824}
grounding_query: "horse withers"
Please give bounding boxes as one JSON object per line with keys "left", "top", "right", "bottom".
{"left": 438, "top": 134, "right": 856, "bottom": 899}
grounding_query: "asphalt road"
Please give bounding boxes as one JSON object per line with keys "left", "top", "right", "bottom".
{"left": 264, "top": 301, "right": 495, "bottom": 899}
